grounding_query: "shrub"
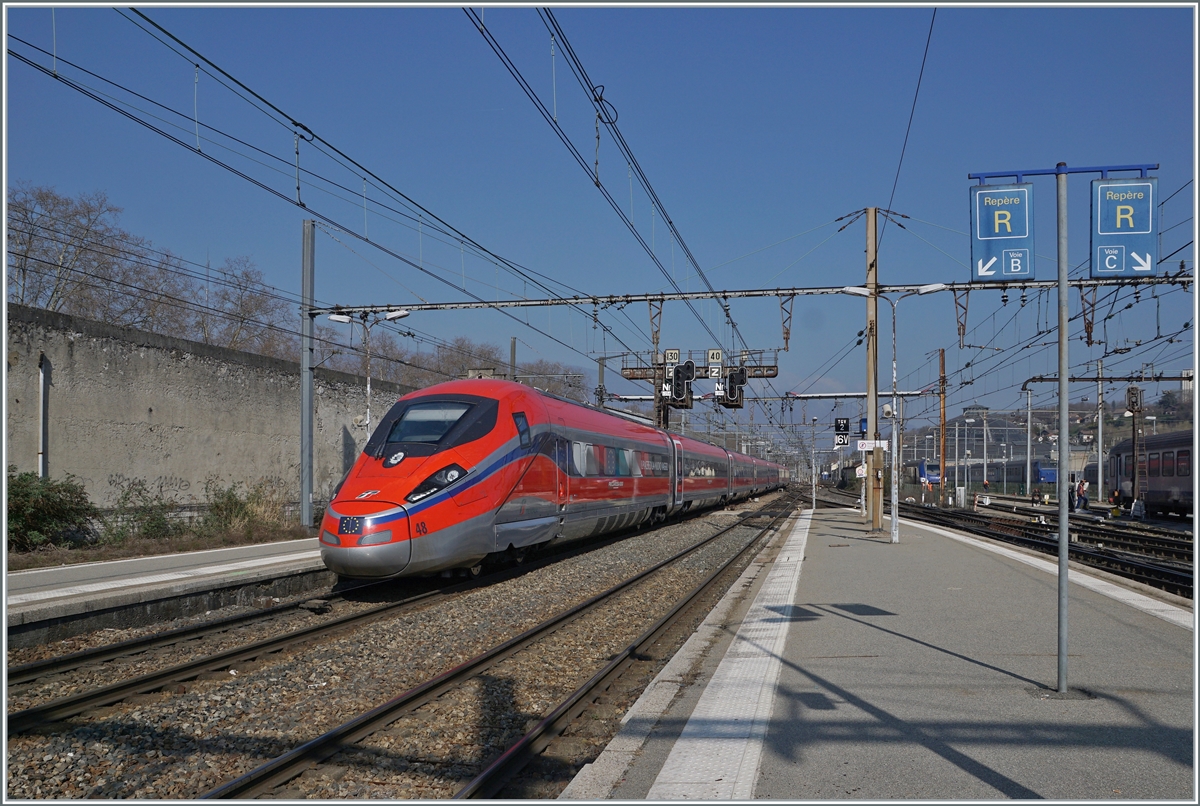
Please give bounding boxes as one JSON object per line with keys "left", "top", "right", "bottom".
{"left": 6, "top": 465, "right": 100, "bottom": 551}
{"left": 99, "top": 478, "right": 183, "bottom": 543}
{"left": 198, "top": 476, "right": 290, "bottom": 537}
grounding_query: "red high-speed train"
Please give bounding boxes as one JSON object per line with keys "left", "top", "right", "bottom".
{"left": 320, "top": 379, "right": 789, "bottom": 580}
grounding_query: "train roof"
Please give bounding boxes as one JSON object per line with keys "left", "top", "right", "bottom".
{"left": 1108, "top": 428, "right": 1194, "bottom": 454}
{"left": 402, "top": 378, "right": 783, "bottom": 467}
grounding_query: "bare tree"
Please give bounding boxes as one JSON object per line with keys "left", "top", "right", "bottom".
{"left": 520, "top": 357, "right": 587, "bottom": 401}
{"left": 8, "top": 182, "right": 194, "bottom": 331}
{"left": 9, "top": 182, "right": 129, "bottom": 312}
{"left": 194, "top": 256, "right": 292, "bottom": 355}
{"left": 8, "top": 184, "right": 591, "bottom": 396}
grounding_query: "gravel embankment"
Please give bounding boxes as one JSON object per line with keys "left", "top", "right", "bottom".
{"left": 6, "top": 497, "right": 784, "bottom": 800}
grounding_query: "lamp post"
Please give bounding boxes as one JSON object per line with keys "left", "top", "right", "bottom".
{"left": 328, "top": 309, "right": 410, "bottom": 433}
{"left": 811, "top": 416, "right": 818, "bottom": 510}
{"left": 1000, "top": 443, "right": 1007, "bottom": 494}
{"left": 842, "top": 282, "right": 946, "bottom": 543}
{"left": 964, "top": 418, "right": 976, "bottom": 491}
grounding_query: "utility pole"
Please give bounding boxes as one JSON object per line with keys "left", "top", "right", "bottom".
{"left": 300, "top": 220, "right": 315, "bottom": 530}
{"left": 865, "top": 207, "right": 882, "bottom": 530}
{"left": 510, "top": 337, "right": 518, "bottom": 383}
{"left": 1026, "top": 389, "right": 1033, "bottom": 500}
{"left": 939, "top": 348, "right": 946, "bottom": 504}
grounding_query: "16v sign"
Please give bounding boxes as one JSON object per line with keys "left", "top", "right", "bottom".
{"left": 1091, "top": 177, "right": 1158, "bottom": 277}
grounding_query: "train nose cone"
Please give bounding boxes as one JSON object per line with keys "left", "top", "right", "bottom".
{"left": 320, "top": 502, "right": 412, "bottom": 579}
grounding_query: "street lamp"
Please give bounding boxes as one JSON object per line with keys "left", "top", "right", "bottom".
{"left": 328, "top": 309, "right": 411, "bottom": 433}
{"left": 964, "top": 418, "right": 976, "bottom": 490}
{"left": 811, "top": 416, "right": 818, "bottom": 510}
{"left": 841, "top": 282, "right": 946, "bottom": 543}
{"left": 1000, "top": 443, "right": 1007, "bottom": 494}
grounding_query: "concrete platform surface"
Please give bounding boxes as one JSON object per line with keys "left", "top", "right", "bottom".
{"left": 6, "top": 538, "right": 323, "bottom": 626}
{"left": 565, "top": 506, "right": 1194, "bottom": 801}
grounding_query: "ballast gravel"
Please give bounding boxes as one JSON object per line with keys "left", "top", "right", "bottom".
{"left": 6, "top": 496, "right": 784, "bottom": 799}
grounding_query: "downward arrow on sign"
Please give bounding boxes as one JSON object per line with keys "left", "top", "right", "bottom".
{"left": 977, "top": 256, "right": 997, "bottom": 276}
{"left": 1131, "top": 252, "right": 1152, "bottom": 272}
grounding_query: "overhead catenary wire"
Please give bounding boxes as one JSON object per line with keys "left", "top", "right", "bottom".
{"left": 7, "top": 36, "right": 655, "bottom": 385}
{"left": 878, "top": 9, "right": 936, "bottom": 245}
{"left": 103, "top": 14, "right": 656, "bottom": 363}
{"left": 9, "top": 212, "right": 633, "bottom": 388}
{"left": 464, "top": 7, "right": 724, "bottom": 352}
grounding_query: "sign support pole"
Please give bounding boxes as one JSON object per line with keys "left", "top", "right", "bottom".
{"left": 1055, "top": 163, "right": 1070, "bottom": 694}
{"left": 967, "top": 160, "right": 1157, "bottom": 697}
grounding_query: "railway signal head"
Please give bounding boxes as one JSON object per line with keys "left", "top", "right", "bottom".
{"left": 720, "top": 366, "right": 747, "bottom": 408}
{"left": 670, "top": 360, "right": 696, "bottom": 402}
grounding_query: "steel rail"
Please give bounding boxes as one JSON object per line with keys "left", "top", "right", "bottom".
{"left": 6, "top": 577, "right": 492, "bottom": 733}
{"left": 816, "top": 489, "right": 1191, "bottom": 596}
{"left": 453, "top": 492, "right": 802, "bottom": 798}
{"left": 7, "top": 502, "right": 731, "bottom": 731}
{"left": 8, "top": 593, "right": 351, "bottom": 686}
{"left": 900, "top": 503, "right": 1193, "bottom": 597}
{"left": 202, "top": 494, "right": 796, "bottom": 799}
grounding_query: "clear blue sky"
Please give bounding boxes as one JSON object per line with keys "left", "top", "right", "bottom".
{"left": 5, "top": 4, "right": 1195, "bottom": 441}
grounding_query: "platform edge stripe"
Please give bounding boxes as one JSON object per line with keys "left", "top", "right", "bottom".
{"left": 909, "top": 519, "right": 1193, "bottom": 632}
{"left": 6, "top": 551, "right": 322, "bottom": 606}
{"left": 646, "top": 512, "right": 812, "bottom": 799}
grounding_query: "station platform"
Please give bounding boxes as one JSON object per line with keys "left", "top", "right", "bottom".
{"left": 6, "top": 538, "right": 326, "bottom": 640}
{"left": 561, "top": 505, "right": 1195, "bottom": 801}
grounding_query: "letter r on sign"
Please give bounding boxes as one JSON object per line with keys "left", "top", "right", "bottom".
{"left": 1116, "top": 205, "right": 1134, "bottom": 229}
{"left": 994, "top": 210, "right": 1012, "bottom": 233}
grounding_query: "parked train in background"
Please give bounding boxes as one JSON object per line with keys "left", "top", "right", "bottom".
{"left": 902, "top": 458, "right": 1056, "bottom": 488}
{"left": 320, "top": 379, "right": 789, "bottom": 580}
{"left": 1106, "top": 429, "right": 1193, "bottom": 516}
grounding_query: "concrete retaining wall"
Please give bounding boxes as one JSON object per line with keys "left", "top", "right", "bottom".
{"left": 5, "top": 304, "right": 415, "bottom": 512}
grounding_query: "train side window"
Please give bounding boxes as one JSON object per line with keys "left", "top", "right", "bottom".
{"left": 1148, "top": 453, "right": 1160, "bottom": 477}
{"left": 571, "top": 442, "right": 587, "bottom": 477}
{"left": 512, "top": 412, "right": 531, "bottom": 449}
{"left": 603, "top": 445, "right": 618, "bottom": 476}
{"left": 1162, "top": 451, "right": 1175, "bottom": 477}
{"left": 585, "top": 444, "right": 600, "bottom": 477}
{"left": 1177, "top": 450, "right": 1191, "bottom": 477}
{"left": 626, "top": 450, "right": 642, "bottom": 477}
{"left": 616, "top": 449, "right": 631, "bottom": 477}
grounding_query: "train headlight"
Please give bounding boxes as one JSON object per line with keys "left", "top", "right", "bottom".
{"left": 320, "top": 530, "right": 340, "bottom": 546}
{"left": 357, "top": 530, "right": 393, "bottom": 546}
{"left": 406, "top": 464, "right": 468, "bottom": 503}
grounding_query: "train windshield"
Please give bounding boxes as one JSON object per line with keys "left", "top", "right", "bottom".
{"left": 365, "top": 394, "right": 500, "bottom": 458}
{"left": 386, "top": 402, "right": 473, "bottom": 444}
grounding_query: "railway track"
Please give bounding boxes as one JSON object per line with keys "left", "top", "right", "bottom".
{"left": 6, "top": 501, "right": 736, "bottom": 721}
{"left": 6, "top": 491, "right": 797, "bottom": 799}
{"left": 819, "top": 488, "right": 1192, "bottom": 598}
{"left": 202, "top": 492, "right": 801, "bottom": 799}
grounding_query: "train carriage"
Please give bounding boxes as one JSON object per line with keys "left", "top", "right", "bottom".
{"left": 1107, "top": 429, "right": 1193, "bottom": 516}
{"left": 320, "top": 379, "right": 787, "bottom": 579}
